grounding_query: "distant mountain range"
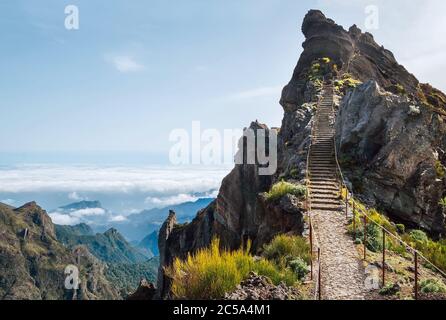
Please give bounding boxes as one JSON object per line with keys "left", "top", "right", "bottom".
{"left": 137, "top": 231, "right": 159, "bottom": 257}
{"left": 50, "top": 198, "right": 214, "bottom": 242}
{"left": 59, "top": 200, "right": 103, "bottom": 211}
{"left": 55, "top": 224, "right": 149, "bottom": 264}
{"left": 107, "top": 197, "right": 214, "bottom": 241}
{"left": 54, "top": 222, "right": 158, "bottom": 296}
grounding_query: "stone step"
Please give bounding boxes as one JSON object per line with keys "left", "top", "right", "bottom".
{"left": 310, "top": 194, "right": 339, "bottom": 200}
{"left": 310, "top": 151, "right": 334, "bottom": 154}
{"left": 311, "top": 199, "right": 341, "bottom": 205}
{"left": 310, "top": 183, "right": 339, "bottom": 190}
{"left": 311, "top": 179, "right": 337, "bottom": 184}
{"left": 310, "top": 189, "right": 340, "bottom": 195}
{"left": 311, "top": 203, "right": 343, "bottom": 211}
{"left": 310, "top": 173, "right": 336, "bottom": 179}
{"left": 310, "top": 158, "right": 335, "bottom": 162}
{"left": 309, "top": 170, "right": 335, "bottom": 175}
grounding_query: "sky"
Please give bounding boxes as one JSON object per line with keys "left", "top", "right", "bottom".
{"left": 1, "top": 1, "right": 446, "bottom": 216}
{"left": 1, "top": 0, "right": 445, "bottom": 162}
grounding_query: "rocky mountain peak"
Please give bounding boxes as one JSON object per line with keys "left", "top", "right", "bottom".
{"left": 14, "top": 201, "right": 56, "bottom": 240}
{"left": 281, "top": 9, "right": 422, "bottom": 112}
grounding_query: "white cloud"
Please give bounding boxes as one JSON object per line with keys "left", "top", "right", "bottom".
{"left": 145, "top": 193, "right": 199, "bottom": 208}
{"left": 68, "top": 191, "right": 83, "bottom": 201}
{"left": 227, "top": 86, "right": 282, "bottom": 101}
{"left": 48, "top": 207, "right": 106, "bottom": 226}
{"left": 70, "top": 208, "right": 106, "bottom": 218}
{"left": 106, "top": 55, "right": 145, "bottom": 73}
{"left": 109, "top": 215, "right": 127, "bottom": 222}
{"left": 0, "top": 165, "right": 229, "bottom": 194}
{"left": 49, "top": 212, "right": 81, "bottom": 225}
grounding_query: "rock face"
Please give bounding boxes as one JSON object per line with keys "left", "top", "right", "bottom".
{"left": 224, "top": 272, "right": 301, "bottom": 300}
{"left": 126, "top": 279, "right": 156, "bottom": 300}
{"left": 0, "top": 202, "right": 119, "bottom": 300}
{"left": 336, "top": 80, "right": 446, "bottom": 234}
{"left": 281, "top": 10, "right": 420, "bottom": 112}
{"left": 157, "top": 122, "right": 306, "bottom": 297}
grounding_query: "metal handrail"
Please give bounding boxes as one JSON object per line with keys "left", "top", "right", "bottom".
{"left": 330, "top": 77, "right": 446, "bottom": 290}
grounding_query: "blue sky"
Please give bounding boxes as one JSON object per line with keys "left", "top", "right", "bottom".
{"left": 1, "top": 0, "right": 446, "bottom": 163}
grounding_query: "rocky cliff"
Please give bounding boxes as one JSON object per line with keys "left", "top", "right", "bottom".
{"left": 157, "top": 9, "right": 446, "bottom": 297}
{"left": 0, "top": 202, "right": 119, "bottom": 300}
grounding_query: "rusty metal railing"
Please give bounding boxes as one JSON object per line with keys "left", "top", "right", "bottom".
{"left": 330, "top": 78, "right": 446, "bottom": 299}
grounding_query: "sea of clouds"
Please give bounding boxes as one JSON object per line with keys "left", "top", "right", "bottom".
{"left": 0, "top": 164, "right": 230, "bottom": 225}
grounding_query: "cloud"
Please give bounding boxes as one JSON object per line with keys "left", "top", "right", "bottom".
{"left": 109, "top": 215, "right": 127, "bottom": 222}
{"left": 70, "top": 208, "right": 106, "bottom": 218}
{"left": 49, "top": 207, "right": 106, "bottom": 226}
{"left": 145, "top": 193, "right": 199, "bottom": 208}
{"left": 1, "top": 165, "right": 228, "bottom": 224}
{"left": 106, "top": 55, "right": 145, "bottom": 73}
{"left": 227, "top": 86, "right": 282, "bottom": 101}
{"left": 68, "top": 191, "right": 83, "bottom": 201}
{"left": 0, "top": 165, "right": 229, "bottom": 194}
{"left": 49, "top": 212, "right": 81, "bottom": 225}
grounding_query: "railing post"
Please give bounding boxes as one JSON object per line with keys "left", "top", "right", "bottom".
{"left": 382, "top": 230, "right": 386, "bottom": 287}
{"left": 318, "top": 248, "right": 321, "bottom": 300}
{"left": 363, "top": 215, "right": 367, "bottom": 260}
{"left": 414, "top": 251, "right": 418, "bottom": 300}
{"left": 310, "top": 220, "right": 313, "bottom": 281}
{"left": 345, "top": 190, "right": 348, "bottom": 219}
{"left": 353, "top": 201, "right": 356, "bottom": 236}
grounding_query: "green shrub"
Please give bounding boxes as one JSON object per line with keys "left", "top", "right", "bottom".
{"left": 435, "top": 160, "right": 445, "bottom": 179}
{"left": 396, "top": 224, "right": 405, "bottom": 234}
{"left": 396, "top": 83, "right": 406, "bottom": 95}
{"left": 440, "top": 197, "right": 446, "bottom": 209}
{"left": 420, "top": 279, "right": 446, "bottom": 294}
{"left": 349, "top": 200, "right": 446, "bottom": 274}
{"left": 409, "top": 230, "right": 428, "bottom": 243}
{"left": 263, "top": 234, "right": 310, "bottom": 267}
{"left": 265, "top": 181, "right": 306, "bottom": 202}
{"left": 168, "top": 237, "right": 300, "bottom": 299}
{"left": 321, "top": 57, "right": 330, "bottom": 64}
{"left": 252, "top": 259, "right": 298, "bottom": 286}
{"left": 288, "top": 258, "right": 309, "bottom": 280}
{"left": 379, "top": 283, "right": 400, "bottom": 296}
{"left": 289, "top": 168, "right": 299, "bottom": 179}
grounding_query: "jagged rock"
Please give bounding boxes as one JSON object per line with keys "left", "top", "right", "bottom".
{"left": 156, "top": 121, "right": 307, "bottom": 296}
{"left": 126, "top": 279, "right": 156, "bottom": 300}
{"left": 336, "top": 80, "right": 446, "bottom": 234}
{"left": 0, "top": 202, "right": 119, "bottom": 300}
{"left": 281, "top": 10, "right": 419, "bottom": 112}
{"left": 224, "top": 272, "right": 300, "bottom": 300}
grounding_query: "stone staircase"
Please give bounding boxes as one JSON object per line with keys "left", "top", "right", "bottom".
{"left": 309, "top": 82, "right": 368, "bottom": 300}
{"left": 308, "top": 83, "right": 342, "bottom": 212}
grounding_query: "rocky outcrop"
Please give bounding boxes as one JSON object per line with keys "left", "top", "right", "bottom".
{"left": 126, "top": 279, "right": 156, "bottom": 300}
{"left": 224, "top": 272, "right": 301, "bottom": 300}
{"left": 156, "top": 122, "right": 306, "bottom": 296}
{"left": 336, "top": 80, "right": 446, "bottom": 234}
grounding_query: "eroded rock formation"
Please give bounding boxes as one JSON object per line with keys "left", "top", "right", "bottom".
{"left": 336, "top": 80, "right": 446, "bottom": 233}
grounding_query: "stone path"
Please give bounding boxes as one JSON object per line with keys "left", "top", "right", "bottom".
{"left": 309, "top": 83, "right": 368, "bottom": 300}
